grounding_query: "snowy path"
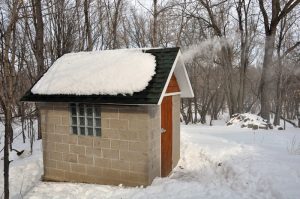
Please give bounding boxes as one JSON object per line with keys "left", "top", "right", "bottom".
{"left": 177, "top": 125, "right": 300, "bottom": 199}
{"left": 1, "top": 123, "right": 300, "bottom": 199}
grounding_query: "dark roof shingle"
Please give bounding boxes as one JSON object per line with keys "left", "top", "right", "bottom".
{"left": 21, "top": 47, "right": 180, "bottom": 105}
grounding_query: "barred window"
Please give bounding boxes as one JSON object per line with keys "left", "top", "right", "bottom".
{"left": 70, "top": 103, "right": 101, "bottom": 136}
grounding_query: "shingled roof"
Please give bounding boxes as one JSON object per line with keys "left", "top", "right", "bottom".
{"left": 21, "top": 47, "right": 193, "bottom": 105}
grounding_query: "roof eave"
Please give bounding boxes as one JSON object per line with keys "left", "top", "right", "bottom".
{"left": 157, "top": 50, "right": 194, "bottom": 105}
{"left": 21, "top": 47, "right": 184, "bottom": 105}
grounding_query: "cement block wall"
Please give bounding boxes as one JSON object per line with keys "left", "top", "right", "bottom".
{"left": 172, "top": 95, "right": 180, "bottom": 168}
{"left": 39, "top": 103, "right": 160, "bottom": 186}
{"left": 147, "top": 106, "right": 161, "bottom": 182}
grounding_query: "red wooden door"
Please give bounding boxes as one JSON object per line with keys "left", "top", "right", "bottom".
{"left": 161, "top": 96, "right": 173, "bottom": 177}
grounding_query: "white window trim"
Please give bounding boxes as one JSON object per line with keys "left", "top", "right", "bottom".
{"left": 164, "top": 92, "right": 181, "bottom": 97}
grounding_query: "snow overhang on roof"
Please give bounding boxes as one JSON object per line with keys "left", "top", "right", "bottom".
{"left": 21, "top": 47, "right": 194, "bottom": 105}
{"left": 31, "top": 50, "right": 156, "bottom": 95}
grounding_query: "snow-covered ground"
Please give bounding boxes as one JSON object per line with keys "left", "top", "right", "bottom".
{"left": 1, "top": 120, "right": 300, "bottom": 199}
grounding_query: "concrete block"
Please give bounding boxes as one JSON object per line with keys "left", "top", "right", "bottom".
{"left": 101, "top": 129, "right": 120, "bottom": 139}
{"left": 102, "top": 168, "right": 120, "bottom": 180}
{"left": 78, "top": 155, "right": 94, "bottom": 165}
{"left": 111, "top": 140, "right": 129, "bottom": 150}
{"left": 102, "top": 119, "right": 110, "bottom": 129}
{"left": 55, "top": 143, "right": 69, "bottom": 153}
{"left": 130, "top": 162, "right": 148, "bottom": 173}
{"left": 55, "top": 125, "right": 70, "bottom": 134}
{"left": 47, "top": 133, "right": 63, "bottom": 143}
{"left": 101, "top": 107, "right": 119, "bottom": 119}
{"left": 45, "top": 124, "right": 55, "bottom": 133}
{"left": 110, "top": 119, "right": 128, "bottom": 130}
{"left": 102, "top": 148, "right": 119, "bottom": 160}
{"left": 47, "top": 116, "right": 61, "bottom": 125}
{"left": 43, "top": 159, "right": 57, "bottom": 168}
{"left": 45, "top": 168, "right": 65, "bottom": 180}
{"left": 120, "top": 151, "right": 147, "bottom": 162}
{"left": 129, "top": 141, "right": 148, "bottom": 152}
{"left": 129, "top": 119, "right": 149, "bottom": 131}
{"left": 111, "top": 159, "right": 130, "bottom": 171}
{"left": 63, "top": 153, "right": 78, "bottom": 163}
{"left": 94, "top": 139, "right": 110, "bottom": 148}
{"left": 94, "top": 158, "right": 111, "bottom": 168}
{"left": 65, "top": 172, "right": 85, "bottom": 182}
{"left": 78, "top": 136, "right": 94, "bottom": 146}
{"left": 71, "top": 163, "right": 86, "bottom": 174}
{"left": 119, "top": 130, "right": 139, "bottom": 141}
{"left": 43, "top": 141, "right": 55, "bottom": 151}
{"left": 62, "top": 135, "right": 78, "bottom": 145}
{"left": 86, "top": 166, "right": 102, "bottom": 176}
{"left": 70, "top": 145, "right": 86, "bottom": 155}
{"left": 86, "top": 147, "right": 102, "bottom": 157}
{"left": 49, "top": 151, "right": 63, "bottom": 161}
{"left": 56, "top": 161, "right": 70, "bottom": 170}
{"left": 61, "top": 116, "right": 70, "bottom": 125}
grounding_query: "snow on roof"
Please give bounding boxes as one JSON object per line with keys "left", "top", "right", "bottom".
{"left": 31, "top": 49, "right": 156, "bottom": 95}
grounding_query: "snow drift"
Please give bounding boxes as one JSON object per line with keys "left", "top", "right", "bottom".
{"left": 31, "top": 49, "right": 156, "bottom": 95}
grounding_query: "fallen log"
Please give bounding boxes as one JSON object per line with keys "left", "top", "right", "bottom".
{"left": 271, "top": 111, "right": 297, "bottom": 127}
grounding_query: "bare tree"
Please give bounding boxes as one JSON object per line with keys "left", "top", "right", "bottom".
{"left": 197, "top": 0, "right": 239, "bottom": 117}
{"left": 84, "top": 0, "right": 93, "bottom": 50}
{"left": 258, "top": 0, "right": 300, "bottom": 121}
{"left": 0, "top": 1, "right": 21, "bottom": 198}
{"left": 126, "top": 8, "right": 149, "bottom": 47}
{"left": 104, "top": 0, "right": 123, "bottom": 49}
{"left": 152, "top": 0, "right": 158, "bottom": 47}
{"left": 31, "top": 0, "right": 45, "bottom": 77}
{"left": 31, "top": 0, "right": 45, "bottom": 140}
{"left": 235, "top": 0, "right": 258, "bottom": 113}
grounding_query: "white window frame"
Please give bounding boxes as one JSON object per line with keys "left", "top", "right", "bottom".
{"left": 69, "top": 103, "right": 101, "bottom": 136}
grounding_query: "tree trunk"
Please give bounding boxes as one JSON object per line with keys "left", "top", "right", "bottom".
{"left": 238, "top": 38, "right": 249, "bottom": 113}
{"left": 273, "top": 59, "right": 283, "bottom": 126}
{"left": 187, "top": 99, "right": 193, "bottom": 124}
{"left": 152, "top": 0, "right": 158, "bottom": 47}
{"left": 200, "top": 109, "right": 207, "bottom": 124}
{"left": 180, "top": 100, "right": 189, "bottom": 125}
{"left": 260, "top": 34, "right": 276, "bottom": 122}
{"left": 84, "top": 0, "right": 93, "bottom": 50}
{"left": 273, "top": 102, "right": 281, "bottom": 126}
{"left": 193, "top": 97, "right": 198, "bottom": 122}
{"left": 112, "top": 0, "right": 122, "bottom": 49}
{"left": 0, "top": 2, "right": 20, "bottom": 198}
{"left": 257, "top": 0, "right": 300, "bottom": 121}
{"left": 32, "top": 0, "right": 45, "bottom": 77}
{"left": 3, "top": 109, "right": 13, "bottom": 199}
{"left": 220, "top": 44, "right": 237, "bottom": 117}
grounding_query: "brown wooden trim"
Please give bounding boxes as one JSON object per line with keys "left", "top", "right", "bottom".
{"left": 166, "top": 74, "right": 180, "bottom": 93}
{"left": 161, "top": 96, "right": 173, "bottom": 177}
